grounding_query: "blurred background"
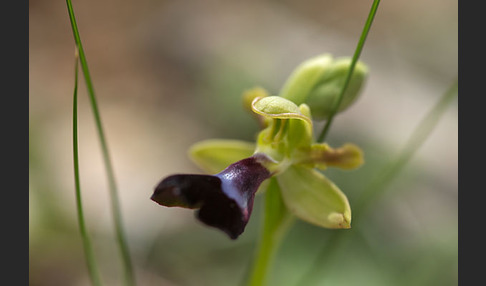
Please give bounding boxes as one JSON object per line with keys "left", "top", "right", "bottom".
{"left": 29, "top": 0, "right": 457, "bottom": 285}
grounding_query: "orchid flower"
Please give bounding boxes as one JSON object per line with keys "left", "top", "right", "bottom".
{"left": 151, "top": 54, "right": 368, "bottom": 239}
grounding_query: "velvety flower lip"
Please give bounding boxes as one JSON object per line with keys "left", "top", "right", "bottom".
{"left": 151, "top": 155, "right": 271, "bottom": 239}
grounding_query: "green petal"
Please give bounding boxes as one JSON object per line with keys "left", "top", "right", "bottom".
{"left": 308, "top": 143, "right": 364, "bottom": 170}
{"left": 277, "top": 165, "right": 351, "bottom": 229}
{"left": 189, "top": 139, "right": 256, "bottom": 174}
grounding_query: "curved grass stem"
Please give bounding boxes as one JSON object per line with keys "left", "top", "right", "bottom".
{"left": 66, "top": 1, "right": 135, "bottom": 285}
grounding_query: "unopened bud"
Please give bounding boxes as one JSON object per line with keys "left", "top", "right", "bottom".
{"left": 279, "top": 54, "right": 368, "bottom": 120}
{"left": 306, "top": 58, "right": 368, "bottom": 120}
{"left": 279, "top": 54, "right": 333, "bottom": 105}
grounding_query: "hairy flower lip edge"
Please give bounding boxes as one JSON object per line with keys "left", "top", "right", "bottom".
{"left": 151, "top": 155, "right": 272, "bottom": 239}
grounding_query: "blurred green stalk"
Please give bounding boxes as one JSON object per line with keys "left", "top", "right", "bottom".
{"left": 247, "top": 179, "right": 295, "bottom": 286}
{"left": 73, "top": 48, "right": 103, "bottom": 286}
{"left": 298, "top": 79, "right": 458, "bottom": 285}
{"left": 317, "top": 0, "right": 381, "bottom": 143}
{"left": 353, "top": 79, "right": 458, "bottom": 218}
{"left": 66, "top": 1, "right": 136, "bottom": 285}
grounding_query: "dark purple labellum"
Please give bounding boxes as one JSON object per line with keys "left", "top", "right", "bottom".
{"left": 151, "top": 155, "right": 271, "bottom": 239}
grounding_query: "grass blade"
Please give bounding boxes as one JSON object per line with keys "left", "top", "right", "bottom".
{"left": 73, "top": 48, "right": 103, "bottom": 286}
{"left": 66, "top": 1, "right": 136, "bottom": 285}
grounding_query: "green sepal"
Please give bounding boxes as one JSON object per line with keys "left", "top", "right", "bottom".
{"left": 276, "top": 165, "right": 351, "bottom": 229}
{"left": 188, "top": 139, "right": 256, "bottom": 174}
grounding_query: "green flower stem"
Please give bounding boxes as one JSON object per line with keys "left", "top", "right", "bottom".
{"left": 73, "top": 49, "right": 103, "bottom": 286}
{"left": 247, "top": 178, "right": 295, "bottom": 286}
{"left": 248, "top": 2, "right": 382, "bottom": 284}
{"left": 317, "top": 0, "right": 381, "bottom": 143}
{"left": 296, "top": 80, "right": 458, "bottom": 286}
{"left": 66, "top": 1, "right": 135, "bottom": 285}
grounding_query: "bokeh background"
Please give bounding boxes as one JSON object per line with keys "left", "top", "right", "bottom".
{"left": 29, "top": 0, "right": 457, "bottom": 285}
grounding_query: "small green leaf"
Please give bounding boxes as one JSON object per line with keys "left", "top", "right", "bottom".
{"left": 189, "top": 139, "right": 255, "bottom": 174}
{"left": 277, "top": 165, "right": 351, "bottom": 229}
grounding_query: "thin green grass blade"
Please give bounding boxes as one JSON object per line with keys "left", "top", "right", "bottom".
{"left": 73, "top": 48, "right": 103, "bottom": 286}
{"left": 317, "top": 0, "right": 381, "bottom": 143}
{"left": 66, "top": 1, "right": 135, "bottom": 285}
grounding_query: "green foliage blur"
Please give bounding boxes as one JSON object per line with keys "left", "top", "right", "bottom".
{"left": 30, "top": 0, "right": 457, "bottom": 285}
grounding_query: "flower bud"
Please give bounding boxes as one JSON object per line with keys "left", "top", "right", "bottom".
{"left": 279, "top": 54, "right": 368, "bottom": 120}
{"left": 279, "top": 54, "right": 333, "bottom": 105}
{"left": 305, "top": 57, "right": 368, "bottom": 120}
